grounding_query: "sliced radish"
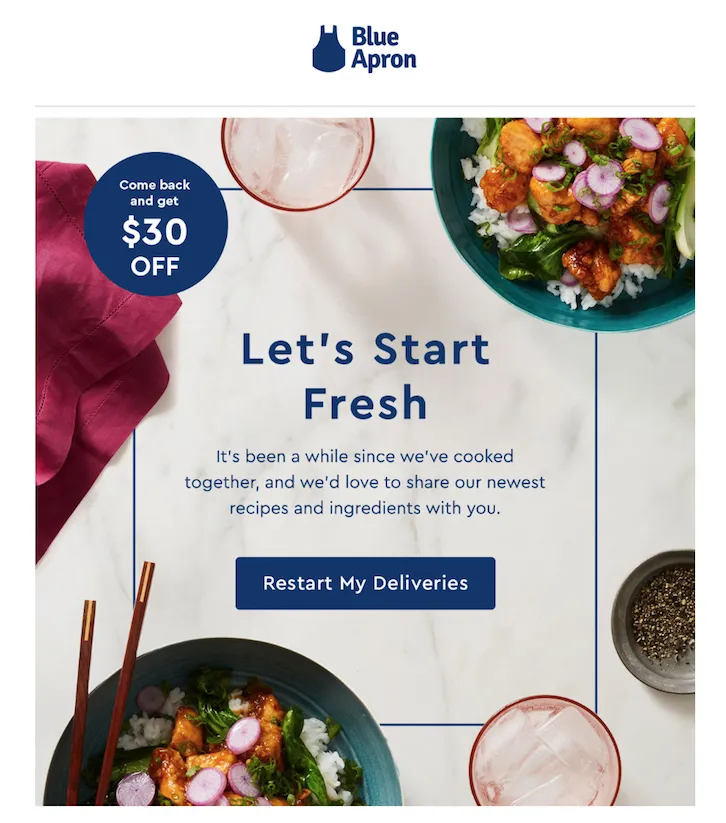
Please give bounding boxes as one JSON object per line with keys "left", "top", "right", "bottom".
{"left": 524, "top": 118, "right": 553, "bottom": 134}
{"left": 186, "top": 768, "right": 227, "bottom": 806}
{"left": 227, "top": 763, "right": 261, "bottom": 799}
{"left": 560, "top": 271, "right": 579, "bottom": 287}
{"left": 563, "top": 141, "right": 587, "bottom": 166}
{"left": 256, "top": 797, "right": 272, "bottom": 806}
{"left": 585, "top": 159, "right": 624, "bottom": 196}
{"left": 226, "top": 716, "right": 262, "bottom": 755}
{"left": 532, "top": 159, "right": 566, "bottom": 182}
{"left": 619, "top": 118, "right": 663, "bottom": 151}
{"left": 572, "top": 171, "right": 617, "bottom": 212}
{"left": 216, "top": 795, "right": 230, "bottom": 806}
{"left": 647, "top": 180, "right": 672, "bottom": 224}
{"left": 136, "top": 685, "right": 166, "bottom": 715}
{"left": 505, "top": 205, "right": 538, "bottom": 234}
{"left": 116, "top": 772, "right": 156, "bottom": 806}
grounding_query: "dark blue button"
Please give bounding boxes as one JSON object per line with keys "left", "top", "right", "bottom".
{"left": 236, "top": 557, "right": 495, "bottom": 610}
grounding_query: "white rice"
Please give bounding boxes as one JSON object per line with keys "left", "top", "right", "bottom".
{"left": 461, "top": 118, "right": 489, "bottom": 141}
{"left": 460, "top": 120, "right": 685, "bottom": 311}
{"left": 460, "top": 151, "right": 522, "bottom": 250}
{"left": 118, "top": 713, "right": 174, "bottom": 751}
{"left": 161, "top": 687, "right": 186, "bottom": 718}
{"left": 301, "top": 717, "right": 354, "bottom": 805}
{"left": 117, "top": 687, "right": 185, "bottom": 751}
{"left": 546, "top": 263, "right": 661, "bottom": 311}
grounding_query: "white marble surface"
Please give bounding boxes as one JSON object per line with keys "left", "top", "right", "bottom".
{"left": 35, "top": 119, "right": 694, "bottom": 805}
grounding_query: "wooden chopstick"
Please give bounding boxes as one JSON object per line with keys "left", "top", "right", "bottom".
{"left": 67, "top": 599, "right": 96, "bottom": 805}
{"left": 94, "top": 561, "right": 155, "bottom": 805}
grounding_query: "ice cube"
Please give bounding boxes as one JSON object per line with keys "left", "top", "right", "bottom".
{"left": 476, "top": 709, "right": 541, "bottom": 785}
{"left": 499, "top": 742, "right": 569, "bottom": 806}
{"left": 536, "top": 706, "right": 607, "bottom": 779}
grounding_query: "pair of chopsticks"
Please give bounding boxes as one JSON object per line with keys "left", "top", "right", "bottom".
{"left": 65, "top": 561, "right": 155, "bottom": 806}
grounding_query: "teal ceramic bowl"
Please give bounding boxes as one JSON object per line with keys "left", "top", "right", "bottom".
{"left": 44, "top": 638, "right": 403, "bottom": 806}
{"left": 431, "top": 118, "right": 695, "bottom": 332}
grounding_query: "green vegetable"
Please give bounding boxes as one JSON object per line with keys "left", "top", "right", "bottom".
{"left": 678, "top": 117, "right": 696, "bottom": 144}
{"left": 186, "top": 765, "right": 201, "bottom": 778}
{"left": 477, "top": 118, "right": 505, "bottom": 164}
{"left": 675, "top": 146, "right": 695, "bottom": 261}
{"left": 82, "top": 746, "right": 156, "bottom": 789}
{"left": 609, "top": 242, "right": 624, "bottom": 261}
{"left": 158, "top": 796, "right": 174, "bottom": 806}
{"left": 325, "top": 716, "right": 342, "bottom": 740}
{"left": 338, "top": 759, "right": 363, "bottom": 794}
{"left": 608, "top": 134, "right": 632, "bottom": 159}
{"left": 282, "top": 706, "right": 330, "bottom": 806}
{"left": 526, "top": 191, "right": 542, "bottom": 217}
{"left": 247, "top": 756, "right": 299, "bottom": 803}
{"left": 229, "top": 796, "right": 257, "bottom": 806}
{"left": 185, "top": 667, "right": 238, "bottom": 744}
{"left": 498, "top": 227, "right": 593, "bottom": 282}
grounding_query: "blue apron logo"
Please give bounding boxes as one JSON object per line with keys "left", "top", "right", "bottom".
{"left": 312, "top": 25, "right": 346, "bottom": 72}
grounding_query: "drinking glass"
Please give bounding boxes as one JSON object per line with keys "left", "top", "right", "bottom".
{"left": 221, "top": 118, "right": 374, "bottom": 211}
{"left": 469, "top": 695, "right": 621, "bottom": 806}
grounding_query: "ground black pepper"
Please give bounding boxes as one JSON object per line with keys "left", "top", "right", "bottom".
{"left": 631, "top": 566, "right": 695, "bottom": 662}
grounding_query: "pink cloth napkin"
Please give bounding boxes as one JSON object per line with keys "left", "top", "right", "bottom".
{"left": 36, "top": 161, "right": 181, "bottom": 561}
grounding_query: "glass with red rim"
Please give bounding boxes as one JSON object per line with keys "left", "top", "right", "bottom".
{"left": 469, "top": 695, "right": 621, "bottom": 806}
{"left": 221, "top": 118, "right": 374, "bottom": 212}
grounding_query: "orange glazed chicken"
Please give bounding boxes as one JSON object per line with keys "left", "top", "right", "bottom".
{"left": 462, "top": 116, "right": 695, "bottom": 309}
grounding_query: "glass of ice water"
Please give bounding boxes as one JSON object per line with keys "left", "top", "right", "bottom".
{"left": 221, "top": 118, "right": 375, "bottom": 211}
{"left": 469, "top": 696, "right": 621, "bottom": 806}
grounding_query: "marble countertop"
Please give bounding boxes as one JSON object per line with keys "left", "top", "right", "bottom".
{"left": 35, "top": 118, "right": 694, "bottom": 806}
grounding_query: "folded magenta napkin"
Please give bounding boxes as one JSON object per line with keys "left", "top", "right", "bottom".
{"left": 36, "top": 161, "right": 181, "bottom": 561}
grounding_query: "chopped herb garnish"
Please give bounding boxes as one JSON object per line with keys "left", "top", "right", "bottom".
{"left": 609, "top": 242, "right": 624, "bottom": 261}
{"left": 229, "top": 796, "right": 257, "bottom": 806}
{"left": 608, "top": 134, "right": 632, "bottom": 159}
{"left": 325, "top": 717, "right": 342, "bottom": 740}
{"left": 625, "top": 182, "right": 647, "bottom": 197}
{"left": 186, "top": 765, "right": 201, "bottom": 778}
{"left": 247, "top": 756, "right": 299, "bottom": 800}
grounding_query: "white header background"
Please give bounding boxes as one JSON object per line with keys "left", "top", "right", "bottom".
{"left": 3, "top": 0, "right": 722, "bottom": 819}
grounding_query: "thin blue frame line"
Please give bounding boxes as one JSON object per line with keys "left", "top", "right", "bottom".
{"left": 354, "top": 187, "right": 433, "bottom": 191}
{"left": 379, "top": 723, "right": 482, "bottom": 727}
{"left": 217, "top": 187, "right": 433, "bottom": 192}
{"left": 132, "top": 428, "right": 137, "bottom": 606}
{"left": 594, "top": 333, "right": 599, "bottom": 715}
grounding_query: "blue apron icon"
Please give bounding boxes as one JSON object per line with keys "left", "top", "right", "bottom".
{"left": 312, "top": 25, "right": 346, "bottom": 72}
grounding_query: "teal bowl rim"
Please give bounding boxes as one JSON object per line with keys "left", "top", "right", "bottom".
{"left": 43, "top": 637, "right": 404, "bottom": 806}
{"left": 430, "top": 119, "right": 695, "bottom": 334}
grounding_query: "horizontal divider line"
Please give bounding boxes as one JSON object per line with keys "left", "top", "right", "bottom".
{"left": 217, "top": 187, "right": 433, "bottom": 192}
{"left": 379, "top": 723, "right": 481, "bottom": 727}
{"left": 354, "top": 187, "right": 433, "bottom": 191}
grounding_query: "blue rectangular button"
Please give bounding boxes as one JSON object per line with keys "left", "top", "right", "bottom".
{"left": 235, "top": 557, "right": 495, "bottom": 610}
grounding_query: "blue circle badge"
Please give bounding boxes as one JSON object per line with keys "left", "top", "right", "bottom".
{"left": 84, "top": 152, "right": 228, "bottom": 296}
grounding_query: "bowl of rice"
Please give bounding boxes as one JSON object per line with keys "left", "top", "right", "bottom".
{"left": 44, "top": 637, "right": 403, "bottom": 806}
{"left": 431, "top": 118, "right": 695, "bottom": 332}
